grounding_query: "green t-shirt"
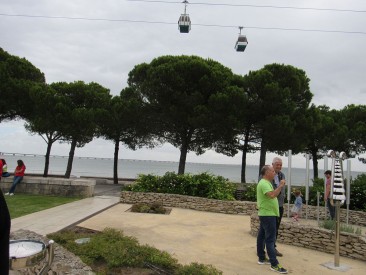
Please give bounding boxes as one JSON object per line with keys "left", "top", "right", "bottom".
{"left": 257, "top": 178, "right": 280, "bottom": 217}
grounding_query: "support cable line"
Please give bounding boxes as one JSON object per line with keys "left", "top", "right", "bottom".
{"left": 1, "top": 13, "right": 366, "bottom": 35}
{"left": 127, "top": 0, "right": 366, "bottom": 13}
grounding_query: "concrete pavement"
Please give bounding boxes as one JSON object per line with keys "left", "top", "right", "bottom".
{"left": 10, "top": 184, "right": 121, "bottom": 235}
{"left": 79, "top": 204, "right": 366, "bottom": 275}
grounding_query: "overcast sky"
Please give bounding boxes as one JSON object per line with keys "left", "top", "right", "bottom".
{"left": 1, "top": 0, "right": 366, "bottom": 170}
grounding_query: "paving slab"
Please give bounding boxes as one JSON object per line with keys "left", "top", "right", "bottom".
{"left": 10, "top": 195, "right": 120, "bottom": 236}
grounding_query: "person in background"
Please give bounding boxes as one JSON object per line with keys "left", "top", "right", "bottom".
{"left": 272, "top": 157, "right": 286, "bottom": 257}
{"left": 324, "top": 170, "right": 335, "bottom": 220}
{"left": 291, "top": 190, "right": 303, "bottom": 222}
{"left": 0, "top": 157, "right": 11, "bottom": 274}
{"left": 1, "top": 159, "right": 11, "bottom": 177}
{"left": 257, "top": 165, "right": 288, "bottom": 274}
{"left": 5, "top": 159, "right": 26, "bottom": 196}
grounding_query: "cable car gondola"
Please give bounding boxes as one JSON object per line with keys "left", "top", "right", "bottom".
{"left": 235, "top": 27, "right": 248, "bottom": 52}
{"left": 178, "top": 0, "right": 191, "bottom": 33}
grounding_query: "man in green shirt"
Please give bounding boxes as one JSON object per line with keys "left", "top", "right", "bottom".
{"left": 256, "top": 165, "right": 287, "bottom": 274}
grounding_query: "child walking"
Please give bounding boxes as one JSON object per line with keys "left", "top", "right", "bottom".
{"left": 291, "top": 190, "right": 303, "bottom": 222}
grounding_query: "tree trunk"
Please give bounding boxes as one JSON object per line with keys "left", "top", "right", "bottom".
{"left": 43, "top": 140, "right": 53, "bottom": 177}
{"left": 240, "top": 130, "right": 250, "bottom": 183}
{"left": 241, "top": 150, "right": 247, "bottom": 183}
{"left": 178, "top": 130, "right": 192, "bottom": 175}
{"left": 178, "top": 143, "right": 188, "bottom": 175}
{"left": 113, "top": 139, "right": 120, "bottom": 184}
{"left": 259, "top": 139, "right": 267, "bottom": 176}
{"left": 312, "top": 150, "right": 319, "bottom": 179}
{"left": 65, "top": 139, "right": 77, "bottom": 178}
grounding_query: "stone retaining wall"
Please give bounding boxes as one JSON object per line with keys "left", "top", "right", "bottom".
{"left": 282, "top": 204, "right": 366, "bottom": 227}
{"left": 121, "top": 191, "right": 366, "bottom": 226}
{"left": 250, "top": 213, "right": 366, "bottom": 261}
{"left": 1, "top": 177, "right": 95, "bottom": 197}
{"left": 121, "top": 191, "right": 257, "bottom": 215}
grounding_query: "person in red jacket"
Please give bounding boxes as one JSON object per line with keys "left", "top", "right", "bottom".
{"left": 5, "top": 159, "right": 26, "bottom": 196}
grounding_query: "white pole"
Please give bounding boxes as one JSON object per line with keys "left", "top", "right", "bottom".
{"left": 287, "top": 150, "right": 292, "bottom": 219}
{"left": 305, "top": 154, "right": 310, "bottom": 220}
{"left": 317, "top": 191, "right": 320, "bottom": 226}
{"left": 346, "top": 159, "right": 351, "bottom": 225}
{"left": 324, "top": 156, "right": 328, "bottom": 219}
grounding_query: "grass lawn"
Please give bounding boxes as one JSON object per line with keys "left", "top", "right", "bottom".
{"left": 5, "top": 194, "right": 81, "bottom": 219}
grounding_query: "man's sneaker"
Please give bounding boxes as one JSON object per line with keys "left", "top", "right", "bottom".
{"left": 258, "top": 258, "right": 271, "bottom": 265}
{"left": 275, "top": 249, "right": 283, "bottom": 257}
{"left": 5, "top": 192, "right": 10, "bottom": 195}
{"left": 9, "top": 193, "right": 14, "bottom": 196}
{"left": 270, "top": 264, "right": 288, "bottom": 274}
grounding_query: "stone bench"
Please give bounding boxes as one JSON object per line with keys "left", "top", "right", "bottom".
{"left": 0, "top": 176, "right": 95, "bottom": 197}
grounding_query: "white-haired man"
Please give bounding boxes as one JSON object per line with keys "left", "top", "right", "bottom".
{"left": 272, "top": 157, "right": 286, "bottom": 257}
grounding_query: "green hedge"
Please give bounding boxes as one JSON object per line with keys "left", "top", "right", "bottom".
{"left": 349, "top": 174, "right": 366, "bottom": 211}
{"left": 125, "top": 172, "right": 236, "bottom": 201}
{"left": 241, "top": 184, "right": 257, "bottom": 202}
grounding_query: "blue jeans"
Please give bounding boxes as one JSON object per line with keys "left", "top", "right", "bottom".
{"left": 327, "top": 199, "right": 335, "bottom": 220}
{"left": 257, "top": 216, "right": 279, "bottom": 266}
{"left": 9, "top": 176, "right": 23, "bottom": 193}
{"left": 2, "top": 172, "right": 10, "bottom": 177}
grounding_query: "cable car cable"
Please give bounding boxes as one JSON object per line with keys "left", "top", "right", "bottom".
{"left": 126, "top": 0, "right": 366, "bottom": 13}
{"left": 1, "top": 13, "right": 366, "bottom": 35}
{"left": 0, "top": 13, "right": 177, "bottom": 25}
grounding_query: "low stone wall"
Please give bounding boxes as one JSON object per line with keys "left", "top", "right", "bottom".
{"left": 250, "top": 213, "right": 366, "bottom": 261}
{"left": 121, "top": 191, "right": 366, "bottom": 226}
{"left": 280, "top": 204, "right": 366, "bottom": 227}
{"left": 121, "top": 191, "right": 257, "bottom": 215}
{"left": 1, "top": 176, "right": 95, "bottom": 197}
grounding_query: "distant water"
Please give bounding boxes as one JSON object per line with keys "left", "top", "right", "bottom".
{"left": 1, "top": 153, "right": 364, "bottom": 185}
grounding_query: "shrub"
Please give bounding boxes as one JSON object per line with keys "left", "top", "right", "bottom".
{"left": 355, "top": 227, "right": 362, "bottom": 235}
{"left": 47, "top": 228, "right": 222, "bottom": 274}
{"left": 131, "top": 203, "right": 151, "bottom": 213}
{"left": 131, "top": 202, "right": 168, "bottom": 214}
{"left": 312, "top": 177, "right": 324, "bottom": 188}
{"left": 125, "top": 172, "right": 236, "bottom": 201}
{"left": 175, "top": 262, "right": 223, "bottom": 275}
{"left": 241, "top": 184, "right": 257, "bottom": 201}
{"left": 320, "top": 219, "right": 335, "bottom": 231}
{"left": 349, "top": 174, "right": 366, "bottom": 211}
{"left": 319, "top": 220, "right": 360, "bottom": 234}
{"left": 340, "top": 223, "right": 356, "bottom": 234}
{"left": 49, "top": 228, "right": 179, "bottom": 271}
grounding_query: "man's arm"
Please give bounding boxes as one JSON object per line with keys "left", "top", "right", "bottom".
{"left": 266, "top": 180, "right": 286, "bottom": 199}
